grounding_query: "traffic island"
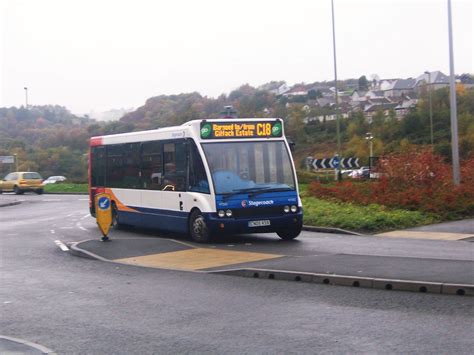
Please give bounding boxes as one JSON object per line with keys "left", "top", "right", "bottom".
{"left": 69, "top": 237, "right": 474, "bottom": 296}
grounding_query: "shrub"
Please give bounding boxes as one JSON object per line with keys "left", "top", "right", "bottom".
{"left": 309, "top": 149, "right": 474, "bottom": 218}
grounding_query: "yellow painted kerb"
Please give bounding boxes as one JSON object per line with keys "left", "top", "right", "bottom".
{"left": 376, "top": 231, "right": 473, "bottom": 241}
{"left": 115, "top": 248, "right": 283, "bottom": 271}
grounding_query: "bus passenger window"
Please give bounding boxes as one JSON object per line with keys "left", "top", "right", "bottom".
{"left": 163, "top": 142, "right": 187, "bottom": 192}
{"left": 106, "top": 144, "right": 124, "bottom": 188}
{"left": 140, "top": 141, "right": 162, "bottom": 190}
{"left": 188, "top": 142, "right": 209, "bottom": 193}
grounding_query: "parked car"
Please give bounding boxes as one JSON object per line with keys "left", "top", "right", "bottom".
{"left": 349, "top": 167, "right": 370, "bottom": 179}
{"left": 43, "top": 176, "right": 67, "bottom": 184}
{"left": 0, "top": 171, "right": 44, "bottom": 194}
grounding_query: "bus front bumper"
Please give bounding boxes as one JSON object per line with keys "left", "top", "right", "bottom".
{"left": 204, "top": 212, "right": 303, "bottom": 235}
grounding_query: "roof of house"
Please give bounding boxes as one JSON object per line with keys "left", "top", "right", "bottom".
{"left": 416, "top": 71, "right": 450, "bottom": 85}
{"left": 364, "top": 103, "right": 398, "bottom": 112}
{"left": 317, "top": 97, "right": 336, "bottom": 107}
{"left": 392, "top": 78, "right": 416, "bottom": 90}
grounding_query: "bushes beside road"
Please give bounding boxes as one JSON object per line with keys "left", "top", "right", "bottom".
{"left": 306, "top": 150, "right": 474, "bottom": 221}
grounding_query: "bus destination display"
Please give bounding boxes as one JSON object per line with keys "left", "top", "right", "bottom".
{"left": 200, "top": 120, "right": 282, "bottom": 139}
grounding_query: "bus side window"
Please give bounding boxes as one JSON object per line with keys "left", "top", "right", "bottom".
{"left": 141, "top": 141, "right": 162, "bottom": 190}
{"left": 91, "top": 146, "right": 105, "bottom": 187}
{"left": 163, "top": 141, "right": 187, "bottom": 192}
{"left": 123, "top": 143, "right": 140, "bottom": 189}
{"left": 106, "top": 144, "right": 124, "bottom": 188}
{"left": 188, "top": 142, "right": 210, "bottom": 193}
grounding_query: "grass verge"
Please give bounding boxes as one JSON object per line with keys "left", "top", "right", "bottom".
{"left": 44, "top": 183, "right": 88, "bottom": 194}
{"left": 301, "top": 196, "right": 440, "bottom": 233}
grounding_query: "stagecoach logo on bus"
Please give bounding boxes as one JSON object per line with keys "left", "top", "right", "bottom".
{"left": 241, "top": 200, "right": 275, "bottom": 208}
{"left": 200, "top": 120, "right": 282, "bottom": 139}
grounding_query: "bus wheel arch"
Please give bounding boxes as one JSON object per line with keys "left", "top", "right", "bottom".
{"left": 188, "top": 208, "right": 211, "bottom": 243}
{"left": 111, "top": 201, "right": 122, "bottom": 228}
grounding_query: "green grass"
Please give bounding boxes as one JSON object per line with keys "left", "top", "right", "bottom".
{"left": 301, "top": 196, "right": 440, "bottom": 233}
{"left": 44, "top": 183, "right": 88, "bottom": 193}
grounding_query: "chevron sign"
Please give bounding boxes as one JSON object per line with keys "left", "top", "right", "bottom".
{"left": 309, "top": 157, "right": 360, "bottom": 169}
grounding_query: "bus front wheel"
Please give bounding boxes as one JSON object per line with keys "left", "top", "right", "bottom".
{"left": 189, "top": 210, "right": 211, "bottom": 243}
{"left": 277, "top": 225, "right": 302, "bottom": 240}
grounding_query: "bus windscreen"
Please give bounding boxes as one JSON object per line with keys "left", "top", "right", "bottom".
{"left": 202, "top": 141, "right": 295, "bottom": 194}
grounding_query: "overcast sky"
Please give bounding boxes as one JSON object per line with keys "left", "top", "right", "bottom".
{"left": 1, "top": 0, "right": 472, "bottom": 115}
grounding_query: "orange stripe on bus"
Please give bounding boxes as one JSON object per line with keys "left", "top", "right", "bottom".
{"left": 104, "top": 188, "right": 139, "bottom": 213}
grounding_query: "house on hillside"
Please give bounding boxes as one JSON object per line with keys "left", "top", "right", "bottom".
{"left": 364, "top": 102, "right": 398, "bottom": 122}
{"left": 415, "top": 71, "right": 450, "bottom": 91}
{"left": 394, "top": 98, "right": 418, "bottom": 119}
{"left": 269, "top": 83, "right": 290, "bottom": 96}
{"left": 383, "top": 78, "right": 417, "bottom": 97}
{"left": 282, "top": 85, "right": 308, "bottom": 98}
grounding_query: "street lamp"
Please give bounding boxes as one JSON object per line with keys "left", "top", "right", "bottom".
{"left": 447, "top": 0, "right": 461, "bottom": 185}
{"left": 365, "top": 132, "right": 374, "bottom": 167}
{"left": 424, "top": 71, "right": 434, "bottom": 148}
{"left": 24, "top": 87, "right": 28, "bottom": 108}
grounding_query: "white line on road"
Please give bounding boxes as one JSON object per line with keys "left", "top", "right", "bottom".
{"left": 81, "top": 214, "right": 91, "bottom": 220}
{"left": 54, "top": 240, "right": 69, "bottom": 251}
{"left": 59, "top": 227, "right": 74, "bottom": 229}
{"left": 78, "top": 198, "right": 89, "bottom": 201}
{"left": 50, "top": 230, "right": 56, "bottom": 234}
{"left": 76, "top": 222, "right": 88, "bottom": 231}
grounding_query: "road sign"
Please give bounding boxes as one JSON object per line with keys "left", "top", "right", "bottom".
{"left": 95, "top": 193, "right": 112, "bottom": 241}
{"left": 0, "top": 156, "right": 14, "bottom": 164}
{"left": 309, "top": 156, "right": 360, "bottom": 169}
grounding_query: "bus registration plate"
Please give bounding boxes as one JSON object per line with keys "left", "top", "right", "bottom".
{"left": 248, "top": 220, "right": 271, "bottom": 227}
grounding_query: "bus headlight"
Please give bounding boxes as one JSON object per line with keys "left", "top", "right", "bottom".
{"left": 291, "top": 205, "right": 298, "bottom": 213}
{"left": 225, "top": 209, "right": 233, "bottom": 217}
{"left": 283, "top": 205, "right": 290, "bottom": 213}
{"left": 218, "top": 210, "right": 225, "bottom": 218}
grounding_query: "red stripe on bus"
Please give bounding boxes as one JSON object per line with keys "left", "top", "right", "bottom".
{"left": 90, "top": 137, "right": 103, "bottom": 146}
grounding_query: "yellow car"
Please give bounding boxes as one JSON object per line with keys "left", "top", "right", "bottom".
{"left": 0, "top": 171, "right": 44, "bottom": 195}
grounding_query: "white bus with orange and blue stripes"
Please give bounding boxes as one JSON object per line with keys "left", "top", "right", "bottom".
{"left": 89, "top": 118, "right": 302, "bottom": 243}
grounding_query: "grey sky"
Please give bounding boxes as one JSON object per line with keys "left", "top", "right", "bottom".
{"left": 1, "top": 0, "right": 472, "bottom": 114}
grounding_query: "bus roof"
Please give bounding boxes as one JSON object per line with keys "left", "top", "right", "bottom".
{"left": 90, "top": 118, "right": 285, "bottom": 146}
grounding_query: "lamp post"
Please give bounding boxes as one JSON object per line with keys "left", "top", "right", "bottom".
{"left": 424, "top": 71, "right": 434, "bottom": 148}
{"left": 365, "top": 132, "right": 374, "bottom": 167}
{"left": 24, "top": 87, "right": 28, "bottom": 108}
{"left": 331, "top": 0, "right": 341, "bottom": 181}
{"left": 447, "top": 0, "right": 461, "bottom": 185}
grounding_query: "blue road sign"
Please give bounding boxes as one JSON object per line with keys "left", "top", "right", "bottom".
{"left": 98, "top": 196, "right": 110, "bottom": 211}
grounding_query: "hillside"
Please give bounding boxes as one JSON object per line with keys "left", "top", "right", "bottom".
{"left": 1, "top": 78, "right": 473, "bottom": 182}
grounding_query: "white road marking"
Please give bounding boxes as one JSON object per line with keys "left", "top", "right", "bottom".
{"left": 50, "top": 230, "right": 56, "bottom": 234}
{"left": 78, "top": 198, "right": 89, "bottom": 201}
{"left": 54, "top": 240, "right": 69, "bottom": 251}
{"left": 41, "top": 199, "right": 61, "bottom": 202}
{"left": 81, "top": 214, "right": 91, "bottom": 220}
{"left": 59, "top": 227, "right": 74, "bottom": 229}
{"left": 76, "top": 222, "right": 88, "bottom": 231}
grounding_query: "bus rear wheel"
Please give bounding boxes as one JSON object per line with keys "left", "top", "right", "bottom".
{"left": 189, "top": 210, "right": 211, "bottom": 243}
